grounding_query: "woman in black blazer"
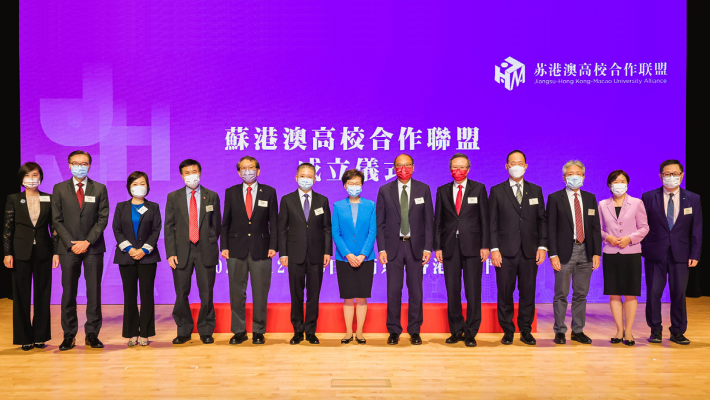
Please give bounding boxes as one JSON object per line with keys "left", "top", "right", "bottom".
{"left": 3, "top": 162, "right": 59, "bottom": 351}
{"left": 112, "top": 171, "right": 162, "bottom": 346}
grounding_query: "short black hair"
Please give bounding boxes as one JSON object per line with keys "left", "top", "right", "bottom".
{"left": 607, "top": 170, "right": 630, "bottom": 187}
{"left": 126, "top": 171, "right": 150, "bottom": 196}
{"left": 297, "top": 162, "right": 316, "bottom": 174}
{"left": 68, "top": 150, "right": 92, "bottom": 164}
{"left": 179, "top": 159, "right": 202, "bottom": 174}
{"left": 237, "top": 156, "right": 260, "bottom": 171}
{"left": 449, "top": 153, "right": 470, "bottom": 169}
{"left": 342, "top": 169, "right": 365, "bottom": 185}
{"left": 506, "top": 150, "right": 526, "bottom": 164}
{"left": 394, "top": 153, "right": 414, "bottom": 165}
{"left": 18, "top": 162, "right": 43, "bottom": 185}
{"left": 660, "top": 159, "right": 684, "bottom": 174}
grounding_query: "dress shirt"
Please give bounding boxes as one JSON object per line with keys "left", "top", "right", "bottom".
{"left": 298, "top": 188, "right": 312, "bottom": 208}
{"left": 186, "top": 185, "right": 201, "bottom": 223}
{"left": 73, "top": 177, "right": 89, "bottom": 192}
{"left": 566, "top": 187, "right": 585, "bottom": 240}
{"left": 397, "top": 179, "right": 412, "bottom": 237}
{"left": 453, "top": 180, "right": 467, "bottom": 234}
{"left": 663, "top": 186, "right": 680, "bottom": 223}
{"left": 243, "top": 181, "right": 259, "bottom": 212}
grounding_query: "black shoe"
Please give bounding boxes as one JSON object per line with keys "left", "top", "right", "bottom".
{"left": 464, "top": 336, "right": 477, "bottom": 347}
{"left": 670, "top": 333, "right": 690, "bottom": 345}
{"left": 571, "top": 331, "right": 592, "bottom": 344}
{"left": 410, "top": 333, "right": 422, "bottom": 345}
{"left": 610, "top": 336, "right": 623, "bottom": 344}
{"left": 59, "top": 336, "right": 76, "bottom": 351}
{"left": 648, "top": 331, "right": 662, "bottom": 343}
{"left": 445, "top": 331, "right": 464, "bottom": 344}
{"left": 34, "top": 342, "right": 47, "bottom": 349}
{"left": 500, "top": 333, "right": 513, "bottom": 345}
{"left": 172, "top": 335, "right": 191, "bottom": 344}
{"left": 22, "top": 344, "right": 34, "bottom": 351}
{"left": 520, "top": 332, "right": 536, "bottom": 345}
{"left": 85, "top": 333, "right": 104, "bottom": 348}
{"left": 355, "top": 335, "right": 366, "bottom": 345}
{"left": 229, "top": 332, "right": 248, "bottom": 345}
{"left": 290, "top": 333, "right": 304, "bottom": 345}
{"left": 554, "top": 333, "right": 566, "bottom": 345}
{"left": 252, "top": 333, "right": 265, "bottom": 344}
{"left": 306, "top": 334, "right": 320, "bottom": 344}
{"left": 387, "top": 333, "right": 400, "bottom": 345}
{"left": 200, "top": 335, "right": 215, "bottom": 344}
{"left": 341, "top": 335, "right": 354, "bottom": 344}
{"left": 623, "top": 333, "right": 635, "bottom": 346}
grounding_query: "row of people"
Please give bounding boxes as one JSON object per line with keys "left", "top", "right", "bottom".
{"left": 3, "top": 150, "right": 700, "bottom": 351}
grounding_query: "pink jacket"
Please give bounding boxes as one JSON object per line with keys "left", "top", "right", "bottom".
{"left": 598, "top": 195, "right": 649, "bottom": 254}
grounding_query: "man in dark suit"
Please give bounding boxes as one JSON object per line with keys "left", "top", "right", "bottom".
{"left": 642, "top": 159, "right": 702, "bottom": 345}
{"left": 377, "top": 153, "right": 434, "bottom": 345}
{"left": 52, "top": 150, "right": 110, "bottom": 350}
{"left": 165, "top": 159, "right": 222, "bottom": 345}
{"left": 547, "top": 160, "right": 601, "bottom": 345}
{"left": 278, "top": 163, "right": 332, "bottom": 345}
{"left": 221, "top": 156, "right": 278, "bottom": 345}
{"left": 434, "top": 153, "right": 489, "bottom": 347}
{"left": 490, "top": 150, "right": 547, "bottom": 346}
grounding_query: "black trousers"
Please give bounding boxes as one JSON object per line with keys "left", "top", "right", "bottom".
{"left": 288, "top": 255, "right": 323, "bottom": 335}
{"left": 386, "top": 240, "right": 424, "bottom": 335}
{"left": 444, "top": 242, "right": 482, "bottom": 337}
{"left": 119, "top": 262, "right": 157, "bottom": 338}
{"left": 495, "top": 247, "right": 538, "bottom": 334}
{"left": 645, "top": 249, "right": 690, "bottom": 335}
{"left": 172, "top": 241, "right": 216, "bottom": 337}
{"left": 11, "top": 247, "right": 52, "bottom": 345}
{"left": 59, "top": 252, "right": 104, "bottom": 337}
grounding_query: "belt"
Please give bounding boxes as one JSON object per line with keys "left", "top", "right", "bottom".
{"left": 399, "top": 236, "right": 411, "bottom": 241}
{"left": 574, "top": 240, "right": 584, "bottom": 245}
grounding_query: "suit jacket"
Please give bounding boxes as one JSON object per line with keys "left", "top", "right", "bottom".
{"left": 598, "top": 195, "right": 649, "bottom": 254}
{"left": 277, "top": 190, "right": 332, "bottom": 265}
{"left": 51, "top": 178, "right": 110, "bottom": 255}
{"left": 3, "top": 191, "right": 58, "bottom": 260}
{"left": 433, "top": 179, "right": 490, "bottom": 258}
{"left": 332, "top": 197, "right": 377, "bottom": 262}
{"left": 164, "top": 186, "right": 222, "bottom": 268}
{"left": 641, "top": 187, "right": 702, "bottom": 263}
{"left": 221, "top": 183, "right": 278, "bottom": 261}
{"left": 376, "top": 179, "right": 434, "bottom": 260}
{"left": 546, "top": 188, "right": 602, "bottom": 264}
{"left": 489, "top": 179, "right": 547, "bottom": 258}
{"left": 112, "top": 199, "right": 162, "bottom": 265}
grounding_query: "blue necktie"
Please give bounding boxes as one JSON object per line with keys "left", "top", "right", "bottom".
{"left": 667, "top": 193, "right": 675, "bottom": 230}
{"left": 303, "top": 193, "right": 310, "bottom": 221}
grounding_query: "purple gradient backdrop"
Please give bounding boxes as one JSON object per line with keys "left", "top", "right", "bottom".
{"left": 19, "top": 1, "right": 685, "bottom": 305}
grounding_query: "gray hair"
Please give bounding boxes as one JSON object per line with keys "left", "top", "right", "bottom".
{"left": 562, "top": 160, "right": 585, "bottom": 175}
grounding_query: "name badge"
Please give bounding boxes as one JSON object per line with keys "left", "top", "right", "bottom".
{"left": 588, "top": 209, "right": 595, "bottom": 216}
{"left": 314, "top": 207, "right": 324, "bottom": 215}
{"left": 84, "top": 196, "right": 96, "bottom": 203}
{"left": 39, "top": 196, "right": 51, "bottom": 202}
{"left": 529, "top": 198, "right": 538, "bottom": 205}
{"left": 467, "top": 197, "right": 478, "bottom": 204}
{"left": 414, "top": 197, "right": 425, "bottom": 204}
{"left": 684, "top": 207, "right": 692, "bottom": 215}
{"left": 258, "top": 200, "right": 268, "bottom": 207}
{"left": 138, "top": 206, "right": 148, "bottom": 214}
{"left": 206, "top": 205, "right": 214, "bottom": 212}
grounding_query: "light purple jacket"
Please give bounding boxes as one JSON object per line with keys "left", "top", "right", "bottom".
{"left": 598, "top": 194, "right": 649, "bottom": 254}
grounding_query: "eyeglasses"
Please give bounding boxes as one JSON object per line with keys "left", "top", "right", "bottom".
{"left": 70, "top": 162, "right": 90, "bottom": 167}
{"left": 662, "top": 173, "right": 682, "bottom": 177}
{"left": 395, "top": 164, "right": 413, "bottom": 168}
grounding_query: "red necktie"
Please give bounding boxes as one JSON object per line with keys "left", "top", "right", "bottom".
{"left": 455, "top": 184, "right": 463, "bottom": 215}
{"left": 574, "top": 193, "right": 585, "bottom": 243}
{"left": 76, "top": 182, "right": 84, "bottom": 208}
{"left": 246, "top": 186, "right": 253, "bottom": 220}
{"left": 189, "top": 190, "right": 199, "bottom": 243}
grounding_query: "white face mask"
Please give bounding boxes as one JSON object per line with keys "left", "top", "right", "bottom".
{"left": 611, "top": 183, "right": 627, "bottom": 196}
{"left": 662, "top": 175, "right": 681, "bottom": 189}
{"left": 507, "top": 165, "right": 525, "bottom": 179}
{"left": 23, "top": 178, "right": 40, "bottom": 188}
{"left": 298, "top": 177, "right": 314, "bottom": 191}
{"left": 183, "top": 174, "right": 200, "bottom": 189}
{"left": 130, "top": 186, "right": 147, "bottom": 198}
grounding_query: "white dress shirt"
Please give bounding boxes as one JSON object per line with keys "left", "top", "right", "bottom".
{"left": 73, "top": 177, "right": 89, "bottom": 192}
{"left": 298, "top": 188, "right": 312, "bottom": 209}
{"left": 566, "top": 187, "right": 585, "bottom": 240}
{"left": 663, "top": 187, "right": 680, "bottom": 223}
{"left": 453, "top": 180, "right": 467, "bottom": 234}
{"left": 491, "top": 178, "right": 547, "bottom": 253}
{"left": 243, "top": 181, "right": 259, "bottom": 212}
{"left": 185, "top": 185, "right": 201, "bottom": 222}
{"left": 397, "top": 179, "right": 412, "bottom": 237}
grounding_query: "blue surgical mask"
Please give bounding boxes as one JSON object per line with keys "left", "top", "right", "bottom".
{"left": 298, "top": 177, "right": 314, "bottom": 191}
{"left": 346, "top": 185, "right": 362, "bottom": 197}
{"left": 566, "top": 175, "right": 584, "bottom": 190}
{"left": 71, "top": 165, "right": 89, "bottom": 179}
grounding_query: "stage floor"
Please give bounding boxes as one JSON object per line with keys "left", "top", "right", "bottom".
{"left": 2, "top": 298, "right": 709, "bottom": 399}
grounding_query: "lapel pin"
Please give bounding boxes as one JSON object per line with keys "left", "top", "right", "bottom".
{"left": 21, "top": 199, "right": 26, "bottom": 204}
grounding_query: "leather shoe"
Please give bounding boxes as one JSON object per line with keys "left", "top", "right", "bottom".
{"left": 520, "top": 332, "right": 536, "bottom": 345}
{"left": 200, "top": 335, "right": 215, "bottom": 344}
{"left": 500, "top": 333, "right": 513, "bottom": 345}
{"left": 445, "top": 331, "right": 464, "bottom": 344}
{"left": 172, "top": 335, "right": 191, "bottom": 344}
{"left": 229, "top": 332, "right": 248, "bottom": 345}
{"left": 34, "top": 342, "right": 47, "bottom": 349}
{"left": 59, "top": 336, "right": 76, "bottom": 351}
{"left": 290, "top": 333, "right": 304, "bottom": 345}
{"left": 85, "top": 333, "right": 104, "bottom": 348}
{"left": 410, "top": 333, "right": 422, "bottom": 345}
{"left": 571, "top": 331, "right": 592, "bottom": 344}
{"left": 22, "top": 344, "right": 34, "bottom": 351}
{"left": 554, "top": 333, "right": 566, "bottom": 345}
{"left": 252, "top": 333, "right": 265, "bottom": 344}
{"left": 670, "top": 333, "right": 690, "bottom": 345}
{"left": 306, "top": 334, "right": 320, "bottom": 344}
{"left": 648, "top": 331, "right": 662, "bottom": 343}
{"left": 464, "top": 336, "right": 477, "bottom": 347}
{"left": 387, "top": 333, "right": 400, "bottom": 345}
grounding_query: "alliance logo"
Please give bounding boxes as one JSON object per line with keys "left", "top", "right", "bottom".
{"left": 495, "top": 57, "right": 525, "bottom": 91}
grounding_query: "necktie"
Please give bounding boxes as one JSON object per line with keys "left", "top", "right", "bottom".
{"left": 515, "top": 183, "right": 522, "bottom": 204}
{"left": 189, "top": 190, "right": 199, "bottom": 243}
{"left": 400, "top": 185, "right": 409, "bottom": 236}
{"left": 76, "top": 182, "right": 84, "bottom": 207}
{"left": 246, "top": 186, "right": 253, "bottom": 220}
{"left": 574, "top": 192, "right": 585, "bottom": 243}
{"left": 455, "top": 184, "right": 463, "bottom": 215}
{"left": 303, "top": 193, "right": 310, "bottom": 221}
{"left": 667, "top": 193, "right": 675, "bottom": 230}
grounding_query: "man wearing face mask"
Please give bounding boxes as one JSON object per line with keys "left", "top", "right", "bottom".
{"left": 546, "top": 160, "right": 601, "bottom": 345}
{"left": 164, "top": 159, "right": 222, "bottom": 345}
{"left": 489, "top": 150, "right": 547, "bottom": 346}
{"left": 641, "top": 160, "right": 702, "bottom": 345}
{"left": 51, "top": 150, "right": 110, "bottom": 350}
{"left": 376, "top": 154, "right": 434, "bottom": 345}
{"left": 433, "top": 153, "right": 489, "bottom": 347}
{"left": 278, "top": 163, "right": 332, "bottom": 345}
{"left": 221, "top": 156, "right": 278, "bottom": 345}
